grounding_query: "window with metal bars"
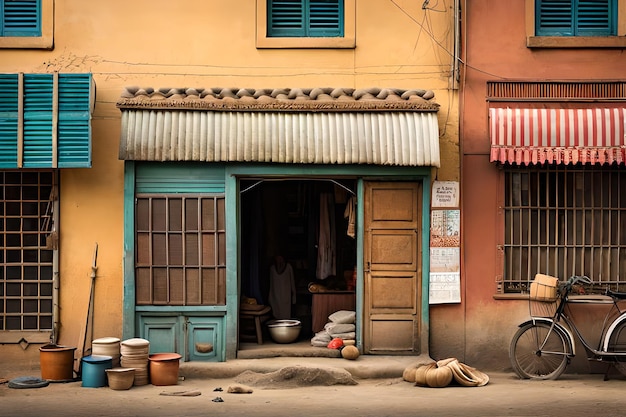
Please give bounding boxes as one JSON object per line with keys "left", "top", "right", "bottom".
{"left": 535, "top": 0, "right": 617, "bottom": 36}
{"left": 0, "top": 170, "right": 54, "bottom": 331}
{"left": 135, "top": 195, "right": 226, "bottom": 306}
{"left": 501, "top": 164, "right": 626, "bottom": 294}
{"left": 268, "top": 0, "right": 343, "bottom": 37}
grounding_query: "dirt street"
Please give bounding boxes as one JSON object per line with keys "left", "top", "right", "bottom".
{"left": 2, "top": 371, "right": 626, "bottom": 417}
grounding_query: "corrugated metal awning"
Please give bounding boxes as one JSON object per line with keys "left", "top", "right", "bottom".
{"left": 119, "top": 110, "right": 440, "bottom": 167}
{"left": 117, "top": 87, "right": 441, "bottom": 167}
{"left": 489, "top": 107, "right": 626, "bottom": 165}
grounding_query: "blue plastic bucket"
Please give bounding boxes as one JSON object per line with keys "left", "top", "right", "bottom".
{"left": 81, "top": 355, "right": 113, "bottom": 388}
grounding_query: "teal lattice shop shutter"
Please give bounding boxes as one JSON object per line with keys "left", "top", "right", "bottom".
{"left": 0, "top": 73, "right": 94, "bottom": 168}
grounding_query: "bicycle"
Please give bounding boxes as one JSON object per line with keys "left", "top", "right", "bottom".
{"left": 509, "top": 274, "right": 626, "bottom": 380}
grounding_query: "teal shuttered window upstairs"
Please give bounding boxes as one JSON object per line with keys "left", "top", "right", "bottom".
{"left": 536, "top": 0, "right": 616, "bottom": 36}
{"left": 268, "top": 0, "right": 343, "bottom": 37}
{"left": 0, "top": 73, "right": 94, "bottom": 168}
{"left": 0, "top": 0, "right": 41, "bottom": 37}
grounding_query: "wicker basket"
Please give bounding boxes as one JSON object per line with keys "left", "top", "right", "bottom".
{"left": 529, "top": 299, "right": 557, "bottom": 318}
{"left": 106, "top": 367, "right": 135, "bottom": 390}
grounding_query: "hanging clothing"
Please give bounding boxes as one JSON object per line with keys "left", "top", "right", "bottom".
{"left": 343, "top": 195, "right": 356, "bottom": 239}
{"left": 268, "top": 261, "right": 296, "bottom": 320}
{"left": 316, "top": 193, "right": 336, "bottom": 280}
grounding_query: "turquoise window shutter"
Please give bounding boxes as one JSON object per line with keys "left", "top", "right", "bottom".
{"left": 536, "top": 0, "right": 616, "bottom": 36}
{"left": 1, "top": 0, "right": 41, "bottom": 37}
{"left": 268, "top": 0, "right": 343, "bottom": 37}
{"left": 0, "top": 74, "right": 19, "bottom": 167}
{"left": 0, "top": 73, "right": 93, "bottom": 169}
{"left": 23, "top": 74, "right": 54, "bottom": 168}
{"left": 308, "top": 0, "right": 342, "bottom": 37}
{"left": 58, "top": 74, "right": 92, "bottom": 168}
{"left": 576, "top": 0, "right": 615, "bottom": 35}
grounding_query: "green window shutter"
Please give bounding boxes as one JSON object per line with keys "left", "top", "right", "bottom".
{"left": 268, "top": 0, "right": 305, "bottom": 37}
{"left": 268, "top": 0, "right": 343, "bottom": 37}
{"left": 0, "top": 73, "right": 93, "bottom": 169}
{"left": 536, "top": 0, "right": 615, "bottom": 36}
{"left": 57, "top": 74, "right": 92, "bottom": 168}
{"left": 1, "top": 0, "right": 41, "bottom": 37}
{"left": 23, "top": 74, "right": 53, "bottom": 167}
{"left": 0, "top": 74, "right": 19, "bottom": 167}
{"left": 576, "top": 0, "right": 615, "bottom": 35}
{"left": 308, "top": 0, "right": 342, "bottom": 37}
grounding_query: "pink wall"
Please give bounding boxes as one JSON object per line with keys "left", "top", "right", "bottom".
{"left": 459, "top": 0, "right": 626, "bottom": 371}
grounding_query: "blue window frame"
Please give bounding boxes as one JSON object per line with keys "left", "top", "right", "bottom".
{"left": 268, "top": 0, "right": 343, "bottom": 37}
{"left": 536, "top": 0, "right": 617, "bottom": 36}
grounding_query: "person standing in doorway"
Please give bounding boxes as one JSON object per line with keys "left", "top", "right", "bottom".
{"left": 268, "top": 255, "right": 296, "bottom": 320}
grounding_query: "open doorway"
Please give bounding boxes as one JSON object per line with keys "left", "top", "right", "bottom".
{"left": 238, "top": 178, "right": 357, "bottom": 352}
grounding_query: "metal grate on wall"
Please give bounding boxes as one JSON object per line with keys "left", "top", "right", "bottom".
{"left": 501, "top": 164, "right": 626, "bottom": 293}
{"left": 487, "top": 81, "right": 626, "bottom": 101}
{"left": 135, "top": 195, "right": 226, "bottom": 306}
{"left": 0, "top": 171, "right": 55, "bottom": 331}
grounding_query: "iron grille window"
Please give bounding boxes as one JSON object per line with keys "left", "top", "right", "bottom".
{"left": 135, "top": 195, "right": 226, "bottom": 306}
{"left": 535, "top": 0, "right": 616, "bottom": 36}
{"left": 502, "top": 164, "right": 626, "bottom": 294}
{"left": 1, "top": 0, "right": 41, "bottom": 37}
{"left": 0, "top": 171, "right": 54, "bottom": 331}
{"left": 268, "top": 0, "right": 343, "bottom": 37}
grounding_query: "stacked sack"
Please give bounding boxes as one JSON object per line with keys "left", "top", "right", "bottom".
{"left": 311, "top": 310, "right": 356, "bottom": 347}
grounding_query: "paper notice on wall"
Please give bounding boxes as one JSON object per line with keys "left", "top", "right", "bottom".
{"left": 429, "top": 209, "right": 461, "bottom": 304}
{"left": 432, "top": 181, "right": 459, "bottom": 208}
{"left": 430, "top": 247, "right": 460, "bottom": 273}
{"left": 429, "top": 272, "right": 461, "bottom": 304}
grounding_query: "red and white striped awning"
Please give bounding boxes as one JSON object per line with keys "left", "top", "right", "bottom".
{"left": 489, "top": 107, "right": 626, "bottom": 165}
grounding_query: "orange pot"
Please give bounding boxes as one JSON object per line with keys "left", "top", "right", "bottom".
{"left": 148, "top": 353, "right": 181, "bottom": 386}
{"left": 39, "top": 344, "right": 76, "bottom": 381}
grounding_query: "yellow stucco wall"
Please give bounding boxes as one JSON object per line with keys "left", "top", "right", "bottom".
{"left": 0, "top": 0, "right": 459, "bottom": 366}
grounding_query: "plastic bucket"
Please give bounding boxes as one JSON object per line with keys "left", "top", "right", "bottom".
{"left": 39, "top": 344, "right": 77, "bottom": 381}
{"left": 148, "top": 353, "right": 181, "bottom": 386}
{"left": 81, "top": 355, "right": 113, "bottom": 388}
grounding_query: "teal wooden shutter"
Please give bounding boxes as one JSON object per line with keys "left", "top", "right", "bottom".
{"left": 536, "top": 0, "right": 615, "bottom": 36}
{"left": 268, "top": 0, "right": 305, "bottom": 37}
{"left": 0, "top": 74, "right": 19, "bottom": 167}
{"left": 23, "top": 73, "right": 54, "bottom": 167}
{"left": 268, "top": 0, "right": 343, "bottom": 37}
{"left": 136, "top": 163, "right": 226, "bottom": 194}
{"left": 0, "top": 73, "right": 93, "bottom": 169}
{"left": 57, "top": 74, "right": 92, "bottom": 168}
{"left": 308, "top": 0, "right": 342, "bottom": 37}
{"left": 1, "top": 0, "right": 41, "bottom": 37}
{"left": 576, "top": 0, "right": 615, "bottom": 35}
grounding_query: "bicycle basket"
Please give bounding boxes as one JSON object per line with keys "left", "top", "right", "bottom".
{"left": 529, "top": 274, "right": 559, "bottom": 302}
{"left": 529, "top": 299, "right": 557, "bottom": 318}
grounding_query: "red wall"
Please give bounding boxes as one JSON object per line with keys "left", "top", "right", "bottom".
{"left": 454, "top": 0, "right": 626, "bottom": 372}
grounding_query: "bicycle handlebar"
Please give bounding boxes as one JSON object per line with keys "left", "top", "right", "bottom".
{"left": 559, "top": 275, "right": 592, "bottom": 295}
{"left": 568, "top": 275, "right": 592, "bottom": 286}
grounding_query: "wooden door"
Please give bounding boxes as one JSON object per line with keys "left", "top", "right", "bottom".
{"left": 363, "top": 181, "right": 421, "bottom": 354}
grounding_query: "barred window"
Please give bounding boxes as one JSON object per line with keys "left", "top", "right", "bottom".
{"left": 135, "top": 195, "right": 226, "bottom": 306}
{"left": 0, "top": 171, "right": 55, "bottom": 331}
{"left": 501, "top": 164, "right": 626, "bottom": 294}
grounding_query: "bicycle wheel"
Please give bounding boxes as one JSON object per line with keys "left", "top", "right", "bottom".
{"left": 509, "top": 322, "right": 569, "bottom": 380}
{"left": 605, "top": 320, "right": 626, "bottom": 377}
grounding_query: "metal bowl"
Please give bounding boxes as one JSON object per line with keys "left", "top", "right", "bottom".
{"left": 267, "top": 319, "right": 302, "bottom": 344}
